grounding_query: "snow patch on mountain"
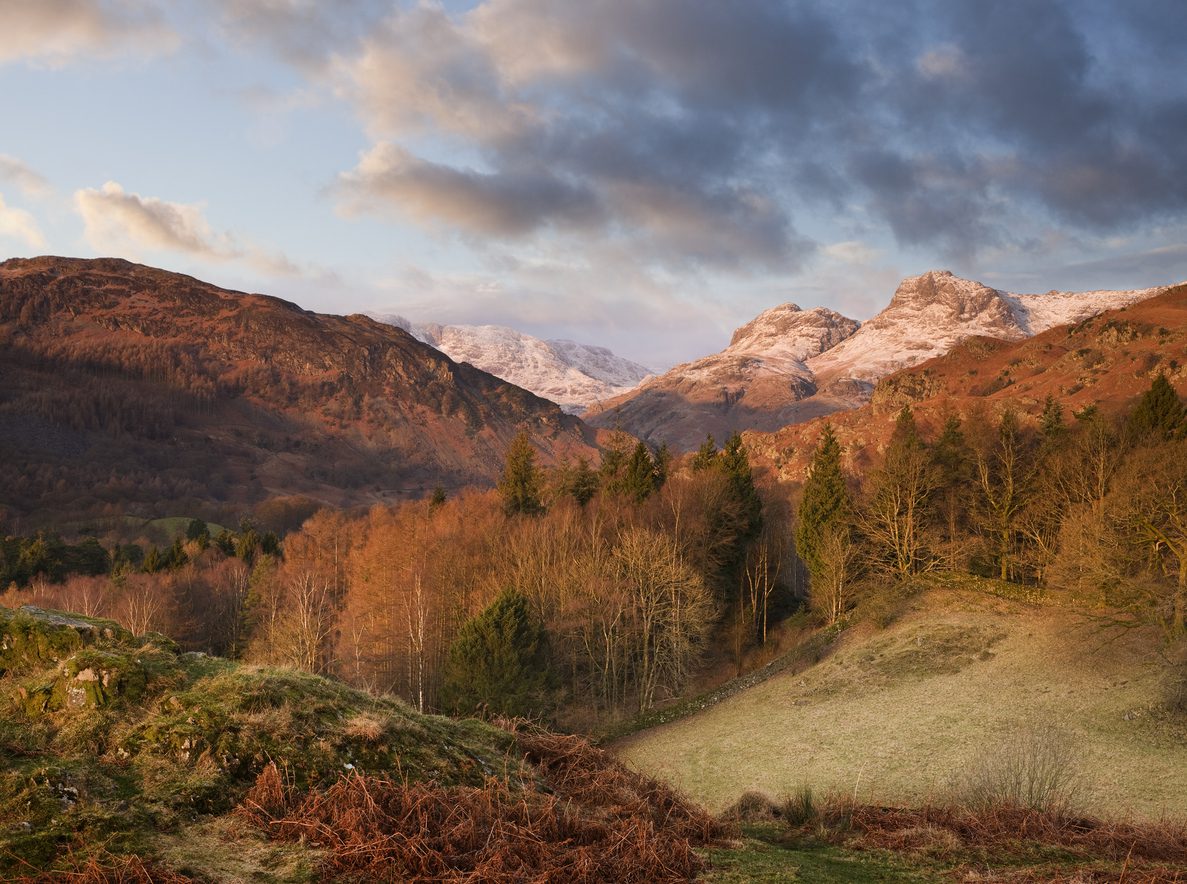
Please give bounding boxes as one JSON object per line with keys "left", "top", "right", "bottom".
{"left": 372, "top": 315, "right": 653, "bottom": 413}
{"left": 1005, "top": 286, "right": 1166, "bottom": 335}
{"left": 806, "top": 270, "right": 1169, "bottom": 386}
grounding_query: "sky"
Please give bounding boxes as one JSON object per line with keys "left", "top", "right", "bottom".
{"left": 1, "top": 0, "right": 1186, "bottom": 370}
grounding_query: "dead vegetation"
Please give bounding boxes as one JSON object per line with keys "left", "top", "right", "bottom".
{"left": 234, "top": 723, "right": 731, "bottom": 882}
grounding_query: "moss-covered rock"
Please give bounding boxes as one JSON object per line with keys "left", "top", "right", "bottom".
{"left": 0, "top": 605, "right": 130, "bottom": 675}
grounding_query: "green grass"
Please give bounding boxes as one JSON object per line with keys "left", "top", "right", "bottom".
{"left": 0, "top": 604, "right": 523, "bottom": 877}
{"left": 615, "top": 578, "right": 1187, "bottom": 820}
{"left": 704, "top": 830, "right": 937, "bottom": 882}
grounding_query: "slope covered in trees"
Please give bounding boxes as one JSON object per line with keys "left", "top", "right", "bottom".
{"left": 0, "top": 256, "right": 598, "bottom": 526}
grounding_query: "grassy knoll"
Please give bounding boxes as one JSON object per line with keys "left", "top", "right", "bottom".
{"left": 0, "top": 604, "right": 729, "bottom": 880}
{"left": 615, "top": 577, "right": 1187, "bottom": 821}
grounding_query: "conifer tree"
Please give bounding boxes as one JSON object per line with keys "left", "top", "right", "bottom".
{"left": 438, "top": 589, "right": 556, "bottom": 717}
{"left": 498, "top": 431, "right": 543, "bottom": 516}
{"left": 653, "top": 442, "right": 672, "bottom": 490}
{"left": 721, "top": 433, "right": 763, "bottom": 539}
{"left": 597, "top": 430, "right": 633, "bottom": 493}
{"left": 691, "top": 434, "right": 718, "bottom": 471}
{"left": 562, "top": 456, "right": 599, "bottom": 506}
{"left": 623, "top": 441, "right": 658, "bottom": 503}
{"left": 796, "top": 424, "right": 855, "bottom": 623}
{"left": 796, "top": 424, "right": 851, "bottom": 579}
{"left": 1128, "top": 373, "right": 1185, "bottom": 443}
{"left": 1039, "top": 395, "right": 1067, "bottom": 445}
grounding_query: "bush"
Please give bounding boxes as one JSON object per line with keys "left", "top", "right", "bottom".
{"left": 951, "top": 722, "right": 1082, "bottom": 816}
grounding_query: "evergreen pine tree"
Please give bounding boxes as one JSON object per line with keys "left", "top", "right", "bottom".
{"left": 567, "top": 455, "right": 602, "bottom": 503}
{"left": 597, "top": 430, "right": 633, "bottom": 493}
{"left": 429, "top": 485, "right": 447, "bottom": 507}
{"left": 721, "top": 432, "right": 763, "bottom": 538}
{"left": 931, "top": 414, "right": 975, "bottom": 567}
{"left": 623, "top": 441, "right": 658, "bottom": 503}
{"left": 1128, "top": 373, "right": 1185, "bottom": 442}
{"left": 498, "top": 431, "right": 544, "bottom": 516}
{"left": 653, "top": 442, "right": 673, "bottom": 490}
{"left": 1038, "top": 395, "right": 1065, "bottom": 438}
{"left": 691, "top": 434, "right": 718, "bottom": 471}
{"left": 438, "top": 589, "right": 556, "bottom": 718}
{"left": 795, "top": 424, "right": 852, "bottom": 579}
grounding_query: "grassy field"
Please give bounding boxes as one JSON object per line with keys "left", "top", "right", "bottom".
{"left": 615, "top": 579, "right": 1187, "bottom": 822}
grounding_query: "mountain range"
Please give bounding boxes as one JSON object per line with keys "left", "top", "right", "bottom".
{"left": 745, "top": 279, "right": 1187, "bottom": 482}
{"left": 1, "top": 256, "right": 1178, "bottom": 527}
{"left": 585, "top": 270, "right": 1170, "bottom": 449}
{"left": 374, "top": 316, "right": 653, "bottom": 415}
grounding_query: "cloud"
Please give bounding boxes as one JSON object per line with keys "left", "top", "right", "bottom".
{"left": 212, "top": 0, "right": 386, "bottom": 69}
{"left": 337, "top": 143, "right": 603, "bottom": 237}
{"left": 74, "top": 181, "right": 297, "bottom": 275}
{"left": 0, "top": 0, "right": 177, "bottom": 66}
{"left": 329, "top": 0, "right": 844, "bottom": 272}
{"left": 318, "top": 0, "right": 1187, "bottom": 269}
{"left": 0, "top": 194, "right": 46, "bottom": 249}
{"left": 0, "top": 155, "right": 50, "bottom": 197}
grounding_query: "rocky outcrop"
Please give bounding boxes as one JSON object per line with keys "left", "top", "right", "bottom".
{"left": 1, "top": 605, "right": 171, "bottom": 714}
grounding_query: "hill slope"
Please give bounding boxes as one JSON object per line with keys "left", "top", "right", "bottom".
{"left": 0, "top": 604, "right": 726, "bottom": 880}
{"left": 0, "top": 257, "right": 598, "bottom": 524}
{"left": 615, "top": 581, "right": 1187, "bottom": 820}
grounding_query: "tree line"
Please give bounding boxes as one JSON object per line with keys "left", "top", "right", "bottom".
{"left": 797, "top": 373, "right": 1187, "bottom": 637}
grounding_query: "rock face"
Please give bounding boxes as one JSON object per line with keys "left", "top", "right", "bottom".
{"left": 378, "top": 316, "right": 652, "bottom": 415}
{"left": 586, "top": 304, "right": 859, "bottom": 450}
{"left": 0, "top": 256, "right": 599, "bottom": 522}
{"left": 589, "top": 270, "right": 1171, "bottom": 450}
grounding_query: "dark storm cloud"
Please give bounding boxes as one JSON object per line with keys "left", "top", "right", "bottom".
{"left": 318, "top": 0, "right": 1187, "bottom": 265}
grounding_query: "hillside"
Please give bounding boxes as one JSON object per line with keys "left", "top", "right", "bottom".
{"left": 590, "top": 270, "right": 1172, "bottom": 451}
{"left": 746, "top": 282, "right": 1187, "bottom": 481}
{"left": 377, "top": 315, "right": 653, "bottom": 414}
{"left": 615, "top": 579, "right": 1187, "bottom": 820}
{"left": 0, "top": 257, "right": 599, "bottom": 525}
{"left": 0, "top": 604, "right": 727, "bottom": 880}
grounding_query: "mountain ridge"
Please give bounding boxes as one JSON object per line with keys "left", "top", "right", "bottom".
{"left": 0, "top": 256, "right": 598, "bottom": 524}
{"left": 588, "top": 270, "right": 1174, "bottom": 450}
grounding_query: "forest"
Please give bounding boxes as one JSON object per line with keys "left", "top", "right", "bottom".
{"left": 5, "top": 374, "right": 1186, "bottom": 729}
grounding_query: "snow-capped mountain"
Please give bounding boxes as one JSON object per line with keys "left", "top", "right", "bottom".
{"left": 588, "top": 270, "right": 1172, "bottom": 450}
{"left": 585, "top": 304, "right": 860, "bottom": 449}
{"left": 373, "top": 316, "right": 653, "bottom": 414}
{"left": 807, "top": 270, "right": 1166, "bottom": 388}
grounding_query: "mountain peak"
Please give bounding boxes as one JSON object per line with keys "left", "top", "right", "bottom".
{"left": 728, "top": 302, "right": 859, "bottom": 358}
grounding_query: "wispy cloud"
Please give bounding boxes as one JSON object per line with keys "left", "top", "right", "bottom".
{"left": 0, "top": 193, "right": 47, "bottom": 249}
{"left": 0, "top": 0, "right": 177, "bottom": 67}
{"left": 74, "top": 181, "right": 296, "bottom": 275}
{"left": 0, "top": 155, "right": 50, "bottom": 197}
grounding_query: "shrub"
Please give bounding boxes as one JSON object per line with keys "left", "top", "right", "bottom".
{"left": 951, "top": 722, "right": 1082, "bottom": 816}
